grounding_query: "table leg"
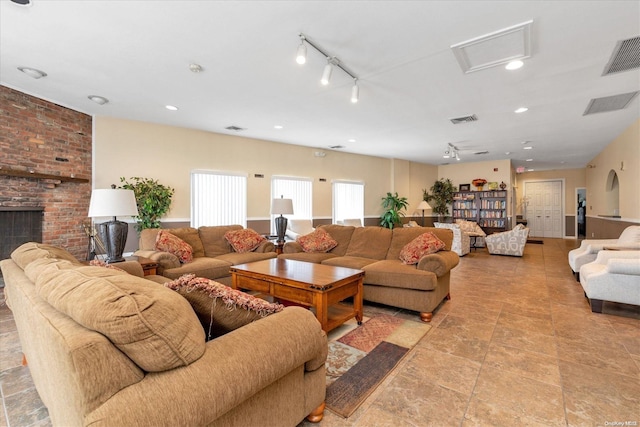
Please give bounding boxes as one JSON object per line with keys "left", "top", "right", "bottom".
{"left": 354, "top": 277, "right": 364, "bottom": 325}
{"left": 314, "top": 292, "right": 329, "bottom": 332}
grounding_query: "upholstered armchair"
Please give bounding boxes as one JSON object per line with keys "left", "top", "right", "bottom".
{"left": 285, "top": 219, "right": 315, "bottom": 240}
{"left": 579, "top": 250, "right": 640, "bottom": 313}
{"left": 568, "top": 226, "right": 640, "bottom": 280}
{"left": 455, "top": 219, "right": 486, "bottom": 248}
{"left": 434, "top": 222, "right": 470, "bottom": 256}
{"left": 485, "top": 224, "right": 529, "bottom": 256}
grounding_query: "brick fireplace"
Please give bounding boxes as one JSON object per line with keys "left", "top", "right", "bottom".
{"left": 0, "top": 86, "right": 92, "bottom": 261}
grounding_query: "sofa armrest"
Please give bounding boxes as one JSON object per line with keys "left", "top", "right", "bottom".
{"left": 594, "top": 250, "right": 640, "bottom": 264}
{"left": 115, "top": 261, "right": 145, "bottom": 277}
{"left": 254, "top": 240, "right": 275, "bottom": 253}
{"left": 417, "top": 250, "right": 459, "bottom": 277}
{"left": 85, "top": 306, "right": 327, "bottom": 426}
{"left": 585, "top": 239, "right": 621, "bottom": 253}
{"left": 133, "top": 250, "right": 180, "bottom": 271}
{"left": 607, "top": 258, "right": 640, "bottom": 275}
{"left": 282, "top": 241, "right": 303, "bottom": 254}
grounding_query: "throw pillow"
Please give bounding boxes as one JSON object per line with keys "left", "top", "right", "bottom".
{"left": 89, "top": 259, "right": 127, "bottom": 272}
{"left": 399, "top": 232, "right": 446, "bottom": 265}
{"left": 224, "top": 228, "right": 266, "bottom": 253}
{"left": 155, "top": 230, "right": 194, "bottom": 263}
{"left": 297, "top": 228, "right": 338, "bottom": 253}
{"left": 165, "top": 274, "right": 284, "bottom": 340}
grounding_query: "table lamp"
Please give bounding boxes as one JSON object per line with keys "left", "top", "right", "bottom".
{"left": 271, "top": 196, "right": 294, "bottom": 245}
{"left": 416, "top": 200, "right": 432, "bottom": 226}
{"left": 88, "top": 185, "right": 139, "bottom": 263}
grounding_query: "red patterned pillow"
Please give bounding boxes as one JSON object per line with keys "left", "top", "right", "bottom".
{"left": 399, "top": 232, "right": 446, "bottom": 265}
{"left": 224, "top": 228, "right": 266, "bottom": 253}
{"left": 297, "top": 228, "right": 338, "bottom": 253}
{"left": 155, "top": 230, "right": 194, "bottom": 263}
{"left": 165, "top": 274, "right": 284, "bottom": 340}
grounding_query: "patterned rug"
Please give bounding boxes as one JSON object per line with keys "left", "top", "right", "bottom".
{"left": 325, "top": 314, "right": 431, "bottom": 418}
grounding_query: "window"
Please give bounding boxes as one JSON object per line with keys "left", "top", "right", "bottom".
{"left": 333, "top": 180, "right": 364, "bottom": 225}
{"left": 271, "top": 176, "right": 312, "bottom": 233}
{"left": 191, "top": 170, "right": 247, "bottom": 227}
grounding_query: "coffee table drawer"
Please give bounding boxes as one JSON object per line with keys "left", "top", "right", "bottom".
{"left": 234, "top": 275, "right": 271, "bottom": 293}
{"left": 273, "top": 285, "right": 314, "bottom": 306}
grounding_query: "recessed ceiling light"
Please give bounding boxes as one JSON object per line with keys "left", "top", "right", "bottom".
{"left": 189, "top": 63, "right": 203, "bottom": 73}
{"left": 348, "top": 139, "right": 356, "bottom": 143}
{"left": 88, "top": 95, "right": 109, "bottom": 105}
{"left": 526, "top": 159, "right": 533, "bottom": 162}
{"left": 165, "top": 105, "right": 178, "bottom": 111}
{"left": 523, "top": 146, "right": 533, "bottom": 150}
{"left": 515, "top": 107, "right": 529, "bottom": 113}
{"left": 521, "top": 140, "right": 530, "bottom": 144}
{"left": 528, "top": 169, "right": 534, "bottom": 172}
{"left": 505, "top": 60, "right": 524, "bottom": 70}
{"left": 18, "top": 66, "right": 47, "bottom": 79}
{"left": 505, "top": 151, "right": 511, "bottom": 155}
{"left": 274, "top": 125, "right": 283, "bottom": 129}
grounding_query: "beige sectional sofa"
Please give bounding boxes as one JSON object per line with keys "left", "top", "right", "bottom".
{"left": 1, "top": 242, "right": 327, "bottom": 427}
{"left": 279, "top": 224, "right": 459, "bottom": 321}
{"left": 135, "top": 225, "right": 276, "bottom": 284}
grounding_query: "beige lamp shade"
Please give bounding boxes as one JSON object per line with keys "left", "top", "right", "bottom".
{"left": 271, "top": 197, "right": 294, "bottom": 215}
{"left": 88, "top": 188, "right": 139, "bottom": 218}
{"left": 417, "top": 200, "right": 432, "bottom": 211}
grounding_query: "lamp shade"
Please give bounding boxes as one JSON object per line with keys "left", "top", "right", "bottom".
{"left": 88, "top": 189, "right": 139, "bottom": 218}
{"left": 271, "top": 198, "right": 294, "bottom": 215}
{"left": 417, "top": 200, "right": 432, "bottom": 211}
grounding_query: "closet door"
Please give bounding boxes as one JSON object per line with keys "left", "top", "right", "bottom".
{"left": 525, "top": 181, "right": 563, "bottom": 238}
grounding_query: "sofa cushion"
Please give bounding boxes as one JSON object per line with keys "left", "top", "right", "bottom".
{"left": 316, "top": 224, "right": 356, "bottom": 256}
{"left": 165, "top": 274, "right": 284, "bottom": 340}
{"left": 321, "top": 256, "right": 378, "bottom": 270}
{"left": 297, "top": 228, "right": 338, "bottom": 253}
{"left": 156, "top": 230, "right": 194, "bottom": 263}
{"left": 277, "top": 252, "right": 339, "bottom": 264}
{"left": 199, "top": 225, "right": 243, "bottom": 257}
{"left": 386, "top": 227, "right": 452, "bottom": 260}
{"left": 35, "top": 266, "right": 206, "bottom": 372}
{"left": 345, "top": 227, "right": 392, "bottom": 260}
{"left": 215, "top": 251, "right": 277, "bottom": 265}
{"left": 362, "top": 260, "right": 438, "bottom": 291}
{"left": 399, "top": 232, "right": 446, "bottom": 265}
{"left": 166, "top": 227, "right": 206, "bottom": 258}
{"left": 224, "top": 228, "right": 266, "bottom": 253}
{"left": 11, "top": 242, "right": 81, "bottom": 269}
{"left": 161, "top": 257, "right": 233, "bottom": 280}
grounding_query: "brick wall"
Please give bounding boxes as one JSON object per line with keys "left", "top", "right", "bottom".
{"left": 0, "top": 86, "right": 92, "bottom": 259}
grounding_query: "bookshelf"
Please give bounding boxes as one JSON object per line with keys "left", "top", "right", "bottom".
{"left": 453, "top": 190, "right": 507, "bottom": 233}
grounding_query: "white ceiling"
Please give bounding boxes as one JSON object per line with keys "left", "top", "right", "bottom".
{"left": 1, "top": 0, "right": 639, "bottom": 171}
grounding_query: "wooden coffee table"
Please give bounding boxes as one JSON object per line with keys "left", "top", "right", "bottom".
{"left": 230, "top": 258, "right": 364, "bottom": 332}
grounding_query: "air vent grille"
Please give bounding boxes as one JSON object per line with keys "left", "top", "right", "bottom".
{"left": 474, "top": 151, "right": 489, "bottom": 155}
{"left": 225, "top": 126, "right": 245, "bottom": 132}
{"left": 450, "top": 114, "right": 478, "bottom": 124}
{"left": 329, "top": 145, "right": 345, "bottom": 149}
{"left": 583, "top": 91, "right": 639, "bottom": 115}
{"left": 602, "top": 36, "right": 640, "bottom": 76}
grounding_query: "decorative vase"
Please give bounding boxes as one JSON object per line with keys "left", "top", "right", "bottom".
{"left": 472, "top": 179, "right": 487, "bottom": 191}
{"left": 499, "top": 181, "right": 507, "bottom": 190}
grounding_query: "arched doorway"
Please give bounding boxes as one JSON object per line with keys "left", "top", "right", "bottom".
{"left": 605, "top": 170, "right": 620, "bottom": 216}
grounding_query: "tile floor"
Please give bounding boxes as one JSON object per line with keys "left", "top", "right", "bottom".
{"left": 1, "top": 239, "right": 638, "bottom": 426}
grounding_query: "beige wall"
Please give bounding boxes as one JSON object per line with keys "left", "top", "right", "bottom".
{"left": 514, "top": 168, "right": 586, "bottom": 216}
{"left": 94, "top": 117, "right": 437, "bottom": 222}
{"left": 586, "top": 119, "right": 639, "bottom": 222}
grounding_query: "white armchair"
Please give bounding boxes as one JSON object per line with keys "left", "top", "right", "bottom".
{"left": 434, "top": 222, "right": 470, "bottom": 256}
{"left": 579, "top": 250, "right": 640, "bottom": 313}
{"left": 485, "top": 224, "right": 529, "bottom": 257}
{"left": 285, "top": 219, "right": 315, "bottom": 240}
{"left": 568, "top": 226, "right": 640, "bottom": 280}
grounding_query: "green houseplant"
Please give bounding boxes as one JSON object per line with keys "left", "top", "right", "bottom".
{"left": 380, "top": 192, "right": 409, "bottom": 229}
{"left": 423, "top": 178, "right": 455, "bottom": 221}
{"left": 119, "top": 177, "right": 175, "bottom": 232}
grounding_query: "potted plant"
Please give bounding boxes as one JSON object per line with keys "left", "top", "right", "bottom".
{"left": 119, "top": 177, "right": 175, "bottom": 232}
{"left": 380, "top": 192, "right": 409, "bottom": 229}
{"left": 423, "top": 178, "right": 455, "bottom": 221}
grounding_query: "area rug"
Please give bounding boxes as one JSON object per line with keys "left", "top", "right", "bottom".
{"left": 325, "top": 314, "right": 431, "bottom": 418}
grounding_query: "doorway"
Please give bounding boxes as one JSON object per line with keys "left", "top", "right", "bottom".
{"left": 524, "top": 180, "right": 564, "bottom": 238}
{"left": 576, "top": 188, "right": 586, "bottom": 239}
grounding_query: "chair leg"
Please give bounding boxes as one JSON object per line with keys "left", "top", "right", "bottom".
{"left": 306, "top": 402, "right": 325, "bottom": 423}
{"left": 589, "top": 299, "right": 603, "bottom": 313}
{"left": 420, "top": 312, "right": 433, "bottom": 322}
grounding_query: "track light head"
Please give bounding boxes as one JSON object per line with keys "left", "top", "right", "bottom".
{"left": 351, "top": 80, "right": 359, "bottom": 103}
{"left": 296, "top": 41, "right": 307, "bottom": 65}
{"left": 321, "top": 62, "right": 333, "bottom": 85}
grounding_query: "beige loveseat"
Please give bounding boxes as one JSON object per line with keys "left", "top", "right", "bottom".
{"left": 135, "top": 225, "right": 276, "bottom": 284}
{"left": 279, "top": 225, "right": 459, "bottom": 321}
{"left": 1, "top": 242, "right": 327, "bottom": 427}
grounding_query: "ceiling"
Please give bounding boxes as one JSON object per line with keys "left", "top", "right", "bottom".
{"left": 1, "top": 0, "right": 639, "bottom": 171}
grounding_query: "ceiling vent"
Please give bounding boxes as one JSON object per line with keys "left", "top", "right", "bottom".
{"left": 329, "top": 145, "right": 345, "bottom": 149}
{"left": 602, "top": 36, "right": 640, "bottom": 76}
{"left": 451, "top": 20, "right": 533, "bottom": 73}
{"left": 450, "top": 114, "right": 478, "bottom": 124}
{"left": 474, "top": 151, "right": 489, "bottom": 155}
{"left": 225, "top": 125, "right": 245, "bottom": 132}
{"left": 583, "top": 91, "right": 639, "bottom": 115}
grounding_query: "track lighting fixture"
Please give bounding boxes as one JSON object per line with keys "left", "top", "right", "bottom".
{"left": 296, "top": 33, "right": 360, "bottom": 103}
{"left": 351, "top": 79, "right": 359, "bottom": 103}
{"left": 321, "top": 61, "right": 333, "bottom": 85}
{"left": 444, "top": 143, "right": 462, "bottom": 161}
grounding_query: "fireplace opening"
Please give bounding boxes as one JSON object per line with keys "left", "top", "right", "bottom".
{"left": 0, "top": 207, "right": 44, "bottom": 269}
